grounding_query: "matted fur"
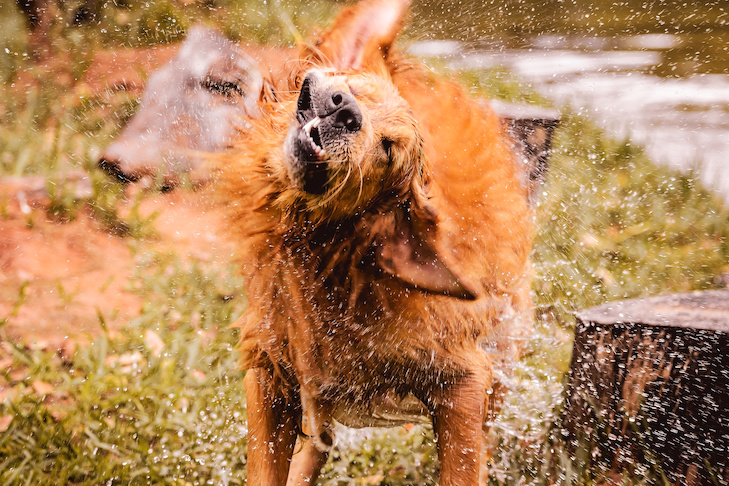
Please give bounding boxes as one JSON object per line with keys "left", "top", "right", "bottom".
{"left": 215, "top": 0, "right": 536, "bottom": 483}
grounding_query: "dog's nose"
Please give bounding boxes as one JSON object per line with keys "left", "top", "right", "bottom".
{"left": 296, "top": 72, "right": 363, "bottom": 133}
{"left": 323, "top": 91, "right": 362, "bottom": 132}
{"left": 98, "top": 156, "right": 139, "bottom": 184}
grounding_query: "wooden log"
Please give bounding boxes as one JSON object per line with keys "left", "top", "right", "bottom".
{"left": 563, "top": 290, "right": 729, "bottom": 485}
{"left": 490, "top": 100, "right": 560, "bottom": 206}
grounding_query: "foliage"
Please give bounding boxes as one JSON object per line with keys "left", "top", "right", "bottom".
{"left": 535, "top": 111, "right": 729, "bottom": 320}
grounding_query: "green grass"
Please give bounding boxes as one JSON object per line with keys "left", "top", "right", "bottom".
{"left": 1, "top": 251, "right": 248, "bottom": 485}
{"left": 1, "top": 5, "right": 729, "bottom": 485}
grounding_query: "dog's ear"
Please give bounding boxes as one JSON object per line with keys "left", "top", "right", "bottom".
{"left": 375, "top": 196, "right": 477, "bottom": 301}
{"left": 306, "top": 0, "right": 411, "bottom": 70}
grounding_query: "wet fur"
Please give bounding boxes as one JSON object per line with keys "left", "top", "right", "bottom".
{"left": 216, "top": 1, "right": 536, "bottom": 484}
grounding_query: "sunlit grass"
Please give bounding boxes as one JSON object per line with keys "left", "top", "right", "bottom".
{"left": 4, "top": 106, "right": 723, "bottom": 484}
{"left": 535, "top": 110, "right": 729, "bottom": 316}
{"left": 0, "top": 251, "right": 248, "bottom": 485}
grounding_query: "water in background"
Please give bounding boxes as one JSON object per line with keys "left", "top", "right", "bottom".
{"left": 408, "top": 0, "right": 729, "bottom": 200}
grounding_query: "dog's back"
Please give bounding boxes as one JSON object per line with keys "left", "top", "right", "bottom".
{"left": 392, "top": 65, "right": 536, "bottom": 364}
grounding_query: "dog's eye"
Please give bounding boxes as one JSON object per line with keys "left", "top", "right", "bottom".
{"left": 382, "top": 138, "right": 395, "bottom": 164}
{"left": 201, "top": 75, "right": 244, "bottom": 98}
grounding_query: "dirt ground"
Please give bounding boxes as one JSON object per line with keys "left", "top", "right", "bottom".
{"left": 1, "top": 42, "right": 245, "bottom": 351}
{"left": 0, "top": 178, "right": 233, "bottom": 349}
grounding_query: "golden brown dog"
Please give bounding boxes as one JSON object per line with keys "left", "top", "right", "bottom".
{"left": 217, "top": 0, "right": 537, "bottom": 484}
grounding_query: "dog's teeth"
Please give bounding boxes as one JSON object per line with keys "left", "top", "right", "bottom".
{"left": 302, "top": 117, "right": 325, "bottom": 156}
{"left": 303, "top": 117, "right": 321, "bottom": 136}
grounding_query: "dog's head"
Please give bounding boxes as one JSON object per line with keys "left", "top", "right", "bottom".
{"left": 281, "top": 68, "right": 424, "bottom": 220}
{"left": 227, "top": 0, "right": 479, "bottom": 300}
{"left": 266, "top": 0, "right": 421, "bottom": 222}
{"left": 282, "top": 67, "right": 477, "bottom": 298}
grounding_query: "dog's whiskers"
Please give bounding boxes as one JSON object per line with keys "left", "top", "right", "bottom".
{"left": 353, "top": 162, "right": 364, "bottom": 208}
{"left": 315, "top": 162, "right": 354, "bottom": 211}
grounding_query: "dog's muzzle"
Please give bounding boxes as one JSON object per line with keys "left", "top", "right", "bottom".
{"left": 288, "top": 71, "right": 363, "bottom": 194}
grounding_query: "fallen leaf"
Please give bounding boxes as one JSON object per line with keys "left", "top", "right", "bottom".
{"left": 144, "top": 330, "right": 165, "bottom": 357}
{"left": 32, "top": 380, "right": 54, "bottom": 396}
{"left": 178, "top": 397, "right": 190, "bottom": 413}
{"left": 594, "top": 267, "right": 617, "bottom": 288}
{"left": 50, "top": 409, "right": 68, "bottom": 422}
{"left": 58, "top": 340, "right": 77, "bottom": 364}
{"left": 0, "top": 386, "right": 22, "bottom": 403}
{"left": 31, "top": 340, "right": 51, "bottom": 351}
{"left": 362, "top": 475, "right": 385, "bottom": 485}
{"left": 117, "top": 351, "right": 144, "bottom": 373}
{"left": 0, "top": 415, "right": 12, "bottom": 432}
{"left": 580, "top": 233, "right": 600, "bottom": 249}
{"left": 9, "top": 368, "right": 27, "bottom": 382}
{"left": 118, "top": 351, "right": 143, "bottom": 366}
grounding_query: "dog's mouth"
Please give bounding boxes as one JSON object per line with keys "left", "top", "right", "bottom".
{"left": 294, "top": 75, "right": 326, "bottom": 160}
{"left": 286, "top": 71, "right": 364, "bottom": 195}
{"left": 300, "top": 117, "right": 326, "bottom": 160}
{"left": 292, "top": 117, "right": 328, "bottom": 194}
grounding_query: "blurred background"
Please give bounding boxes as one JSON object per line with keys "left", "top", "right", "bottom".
{"left": 2, "top": 0, "right": 728, "bottom": 195}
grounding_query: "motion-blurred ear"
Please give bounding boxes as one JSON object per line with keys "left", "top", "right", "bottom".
{"left": 375, "top": 194, "right": 477, "bottom": 300}
{"left": 304, "top": 0, "right": 411, "bottom": 70}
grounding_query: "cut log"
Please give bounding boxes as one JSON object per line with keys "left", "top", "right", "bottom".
{"left": 490, "top": 100, "right": 560, "bottom": 206}
{"left": 563, "top": 290, "right": 729, "bottom": 485}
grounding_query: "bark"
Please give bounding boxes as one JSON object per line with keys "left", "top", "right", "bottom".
{"left": 563, "top": 290, "right": 729, "bottom": 485}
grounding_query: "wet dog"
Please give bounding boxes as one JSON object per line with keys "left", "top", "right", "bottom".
{"left": 217, "top": 0, "right": 542, "bottom": 484}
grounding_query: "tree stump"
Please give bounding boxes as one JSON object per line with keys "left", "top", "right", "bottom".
{"left": 563, "top": 290, "right": 729, "bottom": 485}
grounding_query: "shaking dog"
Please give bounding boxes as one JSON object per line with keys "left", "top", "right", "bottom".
{"left": 218, "top": 0, "right": 542, "bottom": 484}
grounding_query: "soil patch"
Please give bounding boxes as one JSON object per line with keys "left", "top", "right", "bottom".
{"left": 0, "top": 180, "right": 231, "bottom": 348}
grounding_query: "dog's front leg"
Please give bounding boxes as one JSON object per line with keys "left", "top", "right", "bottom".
{"left": 287, "top": 391, "right": 335, "bottom": 485}
{"left": 244, "top": 367, "right": 298, "bottom": 486}
{"left": 286, "top": 436, "right": 330, "bottom": 486}
{"left": 431, "top": 378, "right": 488, "bottom": 486}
